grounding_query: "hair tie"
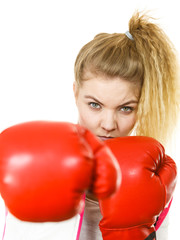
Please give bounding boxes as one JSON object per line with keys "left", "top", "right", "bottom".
{"left": 125, "top": 31, "right": 134, "bottom": 41}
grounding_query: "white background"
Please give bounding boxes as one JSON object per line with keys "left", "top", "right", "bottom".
{"left": 0, "top": 0, "right": 179, "bottom": 239}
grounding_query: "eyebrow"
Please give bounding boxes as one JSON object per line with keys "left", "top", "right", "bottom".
{"left": 84, "top": 95, "right": 139, "bottom": 107}
{"left": 85, "top": 95, "right": 104, "bottom": 106}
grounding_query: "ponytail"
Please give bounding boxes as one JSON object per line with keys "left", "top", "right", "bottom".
{"left": 128, "top": 11, "right": 179, "bottom": 144}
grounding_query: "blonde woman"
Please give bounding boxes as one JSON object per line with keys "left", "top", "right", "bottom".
{"left": 73, "top": 11, "right": 179, "bottom": 240}
{"left": 1, "top": 11, "right": 179, "bottom": 240}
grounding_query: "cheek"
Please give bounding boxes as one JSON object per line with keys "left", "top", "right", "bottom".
{"left": 77, "top": 105, "right": 99, "bottom": 132}
{"left": 78, "top": 112, "right": 91, "bottom": 127}
{"left": 117, "top": 114, "right": 137, "bottom": 136}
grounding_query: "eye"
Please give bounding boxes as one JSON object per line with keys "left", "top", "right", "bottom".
{"left": 120, "top": 106, "right": 134, "bottom": 113}
{"left": 88, "top": 102, "right": 101, "bottom": 109}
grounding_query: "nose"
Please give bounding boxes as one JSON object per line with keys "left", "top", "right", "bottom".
{"left": 100, "top": 111, "right": 117, "bottom": 133}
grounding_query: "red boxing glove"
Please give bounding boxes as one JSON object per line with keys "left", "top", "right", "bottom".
{"left": 99, "top": 136, "right": 177, "bottom": 240}
{"left": 0, "top": 121, "right": 120, "bottom": 222}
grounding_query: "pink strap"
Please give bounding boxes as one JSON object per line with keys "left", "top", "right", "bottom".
{"left": 2, "top": 208, "right": 8, "bottom": 240}
{"left": 76, "top": 194, "right": 85, "bottom": 240}
{"left": 155, "top": 198, "right": 173, "bottom": 231}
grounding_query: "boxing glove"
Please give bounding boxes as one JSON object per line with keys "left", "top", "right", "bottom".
{"left": 99, "top": 136, "right": 177, "bottom": 240}
{"left": 0, "top": 121, "right": 121, "bottom": 222}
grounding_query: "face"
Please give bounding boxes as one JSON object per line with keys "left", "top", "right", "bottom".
{"left": 74, "top": 72, "right": 140, "bottom": 140}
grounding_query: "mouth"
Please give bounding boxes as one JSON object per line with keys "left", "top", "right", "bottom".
{"left": 98, "top": 136, "right": 114, "bottom": 141}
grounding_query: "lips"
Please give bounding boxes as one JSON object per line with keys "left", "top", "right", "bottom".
{"left": 98, "top": 136, "right": 114, "bottom": 141}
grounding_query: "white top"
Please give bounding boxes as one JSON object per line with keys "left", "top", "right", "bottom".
{"left": 79, "top": 197, "right": 103, "bottom": 240}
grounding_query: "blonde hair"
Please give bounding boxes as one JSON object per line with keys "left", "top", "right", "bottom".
{"left": 74, "top": 11, "right": 180, "bottom": 145}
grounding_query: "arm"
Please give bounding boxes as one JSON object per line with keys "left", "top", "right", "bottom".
{"left": 156, "top": 211, "right": 170, "bottom": 240}
{"left": 155, "top": 199, "right": 172, "bottom": 240}
{"left": 155, "top": 198, "right": 172, "bottom": 231}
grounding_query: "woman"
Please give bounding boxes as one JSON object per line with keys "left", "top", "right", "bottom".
{"left": 73, "top": 11, "right": 179, "bottom": 240}
{"left": 1, "top": 11, "right": 179, "bottom": 240}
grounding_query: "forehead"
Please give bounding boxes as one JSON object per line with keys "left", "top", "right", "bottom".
{"left": 78, "top": 74, "right": 140, "bottom": 105}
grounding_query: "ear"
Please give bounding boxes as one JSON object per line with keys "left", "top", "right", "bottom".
{"left": 73, "top": 82, "right": 78, "bottom": 102}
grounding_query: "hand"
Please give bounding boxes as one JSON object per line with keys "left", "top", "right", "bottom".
{"left": 0, "top": 121, "right": 120, "bottom": 222}
{"left": 99, "top": 136, "right": 177, "bottom": 240}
